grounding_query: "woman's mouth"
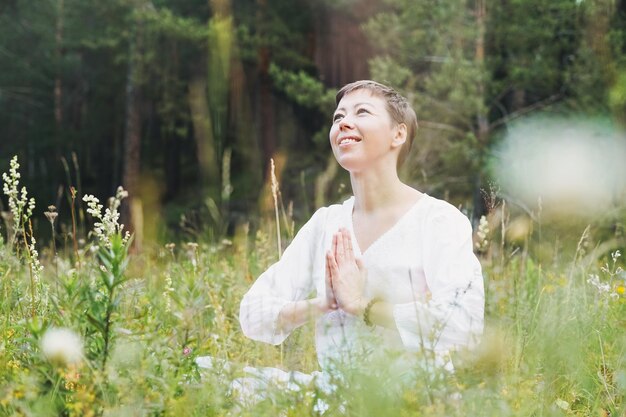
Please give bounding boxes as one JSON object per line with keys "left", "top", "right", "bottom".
{"left": 338, "top": 136, "right": 361, "bottom": 146}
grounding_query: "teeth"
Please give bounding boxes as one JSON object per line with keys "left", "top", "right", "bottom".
{"left": 339, "top": 138, "right": 359, "bottom": 145}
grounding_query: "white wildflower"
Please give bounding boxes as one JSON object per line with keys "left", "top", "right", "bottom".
{"left": 612, "top": 250, "right": 621, "bottom": 264}
{"left": 587, "top": 274, "right": 610, "bottom": 293}
{"left": 41, "top": 327, "right": 83, "bottom": 366}
{"left": 475, "top": 215, "right": 490, "bottom": 253}
{"left": 555, "top": 399, "right": 569, "bottom": 410}
{"left": 163, "top": 273, "right": 174, "bottom": 312}
{"left": 2, "top": 156, "right": 35, "bottom": 231}
{"left": 587, "top": 274, "right": 618, "bottom": 299}
{"left": 185, "top": 242, "right": 199, "bottom": 268}
{"left": 83, "top": 186, "right": 130, "bottom": 247}
{"left": 29, "top": 236, "right": 44, "bottom": 285}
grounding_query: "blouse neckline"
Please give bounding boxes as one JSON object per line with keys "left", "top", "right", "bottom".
{"left": 346, "top": 193, "right": 430, "bottom": 256}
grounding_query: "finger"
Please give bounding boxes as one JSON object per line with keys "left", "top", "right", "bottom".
{"left": 326, "top": 252, "right": 337, "bottom": 283}
{"left": 325, "top": 251, "right": 332, "bottom": 280}
{"left": 342, "top": 228, "right": 354, "bottom": 260}
{"left": 336, "top": 231, "right": 345, "bottom": 262}
{"left": 325, "top": 252, "right": 337, "bottom": 309}
{"left": 332, "top": 233, "right": 338, "bottom": 259}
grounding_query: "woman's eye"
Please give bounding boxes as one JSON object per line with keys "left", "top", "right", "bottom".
{"left": 333, "top": 114, "right": 344, "bottom": 122}
{"left": 357, "top": 108, "right": 370, "bottom": 115}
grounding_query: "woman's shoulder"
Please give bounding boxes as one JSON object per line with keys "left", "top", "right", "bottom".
{"left": 305, "top": 196, "right": 353, "bottom": 228}
{"left": 420, "top": 194, "right": 472, "bottom": 231}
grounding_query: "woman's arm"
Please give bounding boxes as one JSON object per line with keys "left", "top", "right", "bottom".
{"left": 392, "top": 207, "right": 484, "bottom": 352}
{"left": 277, "top": 297, "right": 332, "bottom": 333}
{"left": 240, "top": 207, "right": 334, "bottom": 345}
{"left": 276, "top": 254, "right": 338, "bottom": 333}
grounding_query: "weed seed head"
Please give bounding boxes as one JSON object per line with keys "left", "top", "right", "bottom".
{"left": 41, "top": 327, "right": 83, "bottom": 366}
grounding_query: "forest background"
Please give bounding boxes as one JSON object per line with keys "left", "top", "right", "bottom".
{"left": 1, "top": 1, "right": 626, "bottom": 416}
{"left": 2, "top": 0, "right": 625, "bottom": 246}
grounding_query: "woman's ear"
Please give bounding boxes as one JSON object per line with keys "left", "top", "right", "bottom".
{"left": 391, "top": 123, "right": 407, "bottom": 149}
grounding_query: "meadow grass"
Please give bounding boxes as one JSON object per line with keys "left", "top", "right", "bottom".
{"left": 0, "top": 157, "right": 625, "bottom": 416}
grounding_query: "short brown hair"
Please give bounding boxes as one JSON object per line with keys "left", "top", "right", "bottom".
{"left": 335, "top": 80, "right": 418, "bottom": 168}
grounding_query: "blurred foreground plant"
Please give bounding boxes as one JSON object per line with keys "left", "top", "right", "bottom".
{"left": 88, "top": 233, "right": 132, "bottom": 369}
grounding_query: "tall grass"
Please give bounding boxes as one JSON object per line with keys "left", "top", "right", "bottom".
{"left": 0, "top": 156, "right": 624, "bottom": 416}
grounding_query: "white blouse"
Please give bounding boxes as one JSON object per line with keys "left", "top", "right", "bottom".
{"left": 239, "top": 194, "right": 484, "bottom": 369}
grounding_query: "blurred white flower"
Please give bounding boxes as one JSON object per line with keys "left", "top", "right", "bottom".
{"left": 587, "top": 274, "right": 610, "bottom": 293}
{"left": 41, "top": 327, "right": 83, "bottom": 366}
{"left": 493, "top": 117, "right": 626, "bottom": 216}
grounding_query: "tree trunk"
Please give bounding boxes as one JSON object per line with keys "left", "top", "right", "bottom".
{"left": 188, "top": 74, "right": 219, "bottom": 188}
{"left": 256, "top": 0, "right": 275, "bottom": 177}
{"left": 54, "top": 0, "right": 64, "bottom": 177}
{"left": 121, "top": 16, "right": 144, "bottom": 249}
{"left": 473, "top": 0, "right": 488, "bottom": 223}
{"left": 54, "top": 0, "right": 64, "bottom": 129}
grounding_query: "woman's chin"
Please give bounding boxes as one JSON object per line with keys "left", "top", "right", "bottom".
{"left": 336, "top": 157, "right": 368, "bottom": 173}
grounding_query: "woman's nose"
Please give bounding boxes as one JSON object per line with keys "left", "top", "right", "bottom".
{"left": 338, "top": 114, "right": 355, "bottom": 129}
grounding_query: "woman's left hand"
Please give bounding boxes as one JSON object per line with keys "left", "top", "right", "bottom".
{"left": 327, "top": 228, "right": 368, "bottom": 316}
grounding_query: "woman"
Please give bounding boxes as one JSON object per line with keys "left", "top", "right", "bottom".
{"left": 238, "top": 80, "right": 483, "bottom": 387}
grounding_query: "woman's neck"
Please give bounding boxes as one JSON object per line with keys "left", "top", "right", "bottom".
{"left": 349, "top": 164, "right": 413, "bottom": 214}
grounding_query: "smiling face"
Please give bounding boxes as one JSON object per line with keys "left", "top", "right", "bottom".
{"left": 329, "top": 89, "right": 407, "bottom": 173}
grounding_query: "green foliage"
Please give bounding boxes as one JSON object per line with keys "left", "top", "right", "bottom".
{"left": 269, "top": 64, "right": 335, "bottom": 112}
{"left": 362, "top": 0, "right": 626, "bottom": 204}
{"left": 363, "top": 0, "right": 487, "bottom": 195}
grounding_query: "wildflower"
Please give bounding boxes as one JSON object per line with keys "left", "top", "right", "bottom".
{"left": 185, "top": 242, "right": 199, "bottom": 268}
{"left": 64, "top": 369, "right": 81, "bottom": 391}
{"left": 165, "top": 242, "right": 176, "bottom": 252}
{"left": 2, "top": 156, "right": 35, "bottom": 228}
{"left": 7, "top": 359, "right": 20, "bottom": 370}
{"left": 29, "top": 236, "right": 44, "bottom": 283}
{"left": 617, "top": 286, "right": 625, "bottom": 295}
{"left": 82, "top": 186, "right": 130, "bottom": 247}
{"left": 587, "top": 274, "right": 610, "bottom": 293}
{"left": 41, "top": 327, "right": 83, "bottom": 366}
{"left": 183, "top": 346, "right": 192, "bottom": 356}
{"left": 475, "top": 215, "right": 490, "bottom": 253}
{"left": 44, "top": 205, "right": 58, "bottom": 224}
{"left": 555, "top": 399, "right": 569, "bottom": 410}
{"left": 163, "top": 273, "right": 174, "bottom": 312}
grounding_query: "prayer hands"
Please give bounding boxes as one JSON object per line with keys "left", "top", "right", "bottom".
{"left": 326, "top": 228, "right": 367, "bottom": 316}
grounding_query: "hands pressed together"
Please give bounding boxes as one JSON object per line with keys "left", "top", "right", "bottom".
{"left": 324, "top": 228, "right": 369, "bottom": 316}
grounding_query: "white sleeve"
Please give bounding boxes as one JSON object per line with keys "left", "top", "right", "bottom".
{"left": 392, "top": 207, "right": 485, "bottom": 353}
{"left": 239, "top": 208, "right": 327, "bottom": 345}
